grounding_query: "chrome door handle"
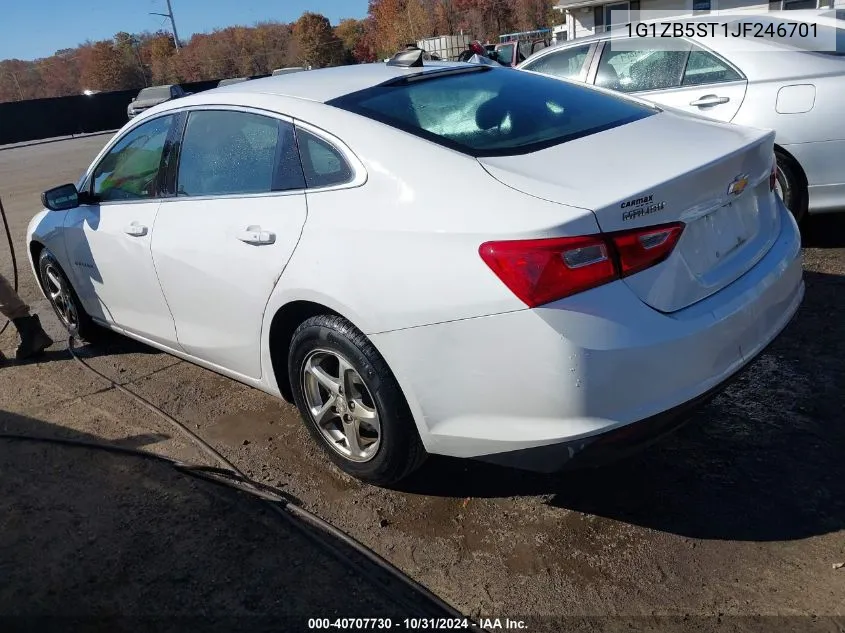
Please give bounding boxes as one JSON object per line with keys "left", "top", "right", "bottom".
{"left": 124, "top": 223, "right": 148, "bottom": 237}
{"left": 237, "top": 226, "right": 276, "bottom": 245}
{"left": 690, "top": 95, "right": 729, "bottom": 107}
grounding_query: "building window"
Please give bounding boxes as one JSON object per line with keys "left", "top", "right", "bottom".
{"left": 781, "top": 0, "right": 819, "bottom": 8}
{"left": 603, "top": 1, "right": 630, "bottom": 31}
{"left": 693, "top": 0, "right": 711, "bottom": 14}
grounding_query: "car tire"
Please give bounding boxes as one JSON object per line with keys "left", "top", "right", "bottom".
{"left": 288, "top": 314, "right": 427, "bottom": 486}
{"left": 37, "top": 249, "right": 99, "bottom": 342}
{"left": 775, "top": 151, "right": 808, "bottom": 225}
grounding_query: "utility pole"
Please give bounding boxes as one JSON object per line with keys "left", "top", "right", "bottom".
{"left": 150, "top": 0, "right": 181, "bottom": 51}
{"left": 10, "top": 72, "right": 23, "bottom": 100}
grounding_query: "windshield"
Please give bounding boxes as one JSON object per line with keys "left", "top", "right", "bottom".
{"left": 137, "top": 86, "right": 172, "bottom": 100}
{"left": 326, "top": 67, "right": 655, "bottom": 157}
{"left": 725, "top": 18, "right": 845, "bottom": 55}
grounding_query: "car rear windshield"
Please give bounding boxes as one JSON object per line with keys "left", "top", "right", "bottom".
{"left": 326, "top": 67, "right": 656, "bottom": 157}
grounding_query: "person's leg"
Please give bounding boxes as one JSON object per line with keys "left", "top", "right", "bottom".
{"left": 0, "top": 274, "right": 52, "bottom": 360}
{"left": 0, "top": 273, "right": 30, "bottom": 321}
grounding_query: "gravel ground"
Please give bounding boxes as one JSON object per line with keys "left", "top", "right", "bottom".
{"left": 1, "top": 137, "right": 843, "bottom": 632}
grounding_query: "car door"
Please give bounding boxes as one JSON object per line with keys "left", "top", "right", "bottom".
{"left": 150, "top": 107, "right": 309, "bottom": 379}
{"left": 519, "top": 42, "right": 597, "bottom": 83}
{"left": 64, "top": 113, "right": 181, "bottom": 346}
{"left": 591, "top": 39, "right": 747, "bottom": 122}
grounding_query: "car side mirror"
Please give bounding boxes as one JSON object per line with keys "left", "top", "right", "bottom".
{"left": 41, "top": 183, "right": 80, "bottom": 211}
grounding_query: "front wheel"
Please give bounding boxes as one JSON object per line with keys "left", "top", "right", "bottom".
{"left": 288, "top": 314, "right": 426, "bottom": 485}
{"left": 37, "top": 248, "right": 98, "bottom": 341}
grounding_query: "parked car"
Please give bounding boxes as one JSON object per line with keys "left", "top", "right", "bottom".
{"left": 127, "top": 84, "right": 186, "bottom": 120}
{"left": 217, "top": 77, "right": 250, "bottom": 87}
{"left": 272, "top": 67, "right": 307, "bottom": 76}
{"left": 31, "top": 53, "right": 802, "bottom": 485}
{"left": 518, "top": 15, "right": 845, "bottom": 223}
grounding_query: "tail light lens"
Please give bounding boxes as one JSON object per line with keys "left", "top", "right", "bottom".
{"left": 480, "top": 222, "right": 684, "bottom": 308}
{"left": 612, "top": 224, "right": 685, "bottom": 277}
{"left": 770, "top": 156, "right": 778, "bottom": 191}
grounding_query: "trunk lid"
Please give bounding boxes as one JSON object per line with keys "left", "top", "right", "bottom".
{"left": 478, "top": 110, "right": 780, "bottom": 313}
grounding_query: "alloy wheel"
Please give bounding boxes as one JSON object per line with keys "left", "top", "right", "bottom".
{"left": 43, "top": 264, "right": 79, "bottom": 332}
{"left": 301, "top": 349, "right": 381, "bottom": 462}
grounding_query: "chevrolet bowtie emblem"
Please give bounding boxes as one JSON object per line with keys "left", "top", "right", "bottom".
{"left": 728, "top": 174, "right": 749, "bottom": 197}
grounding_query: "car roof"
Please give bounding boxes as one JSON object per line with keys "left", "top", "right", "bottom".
{"left": 209, "top": 61, "right": 473, "bottom": 103}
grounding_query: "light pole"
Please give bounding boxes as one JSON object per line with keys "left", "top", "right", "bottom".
{"left": 151, "top": 0, "right": 181, "bottom": 51}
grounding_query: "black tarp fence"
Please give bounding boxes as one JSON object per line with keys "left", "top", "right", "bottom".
{"left": 0, "top": 78, "right": 239, "bottom": 146}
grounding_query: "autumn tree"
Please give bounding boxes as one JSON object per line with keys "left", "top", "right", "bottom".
{"left": 352, "top": 18, "right": 379, "bottom": 62}
{"left": 368, "top": 0, "right": 435, "bottom": 59}
{"left": 433, "top": 0, "right": 460, "bottom": 34}
{"left": 293, "top": 12, "right": 344, "bottom": 68}
{"left": 79, "top": 41, "right": 134, "bottom": 91}
{"left": 515, "top": 0, "right": 557, "bottom": 31}
{"left": 335, "top": 18, "right": 366, "bottom": 63}
{"left": 114, "top": 32, "right": 149, "bottom": 86}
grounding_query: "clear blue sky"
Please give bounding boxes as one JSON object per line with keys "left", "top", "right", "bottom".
{"left": 0, "top": 0, "right": 369, "bottom": 61}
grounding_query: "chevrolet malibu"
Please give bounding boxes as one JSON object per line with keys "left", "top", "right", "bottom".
{"left": 28, "top": 54, "right": 804, "bottom": 485}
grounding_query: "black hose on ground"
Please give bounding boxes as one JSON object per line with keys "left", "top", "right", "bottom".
{"left": 0, "top": 196, "right": 19, "bottom": 337}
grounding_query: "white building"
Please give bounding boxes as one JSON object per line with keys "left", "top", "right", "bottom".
{"left": 553, "top": 0, "right": 843, "bottom": 40}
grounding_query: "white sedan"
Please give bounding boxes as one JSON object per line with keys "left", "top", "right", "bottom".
{"left": 29, "top": 53, "right": 804, "bottom": 485}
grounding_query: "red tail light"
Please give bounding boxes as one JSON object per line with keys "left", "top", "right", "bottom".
{"left": 612, "top": 224, "right": 685, "bottom": 277}
{"left": 769, "top": 155, "right": 778, "bottom": 191}
{"left": 480, "top": 222, "right": 684, "bottom": 308}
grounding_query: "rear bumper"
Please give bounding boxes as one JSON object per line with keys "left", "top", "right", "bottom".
{"left": 371, "top": 200, "right": 804, "bottom": 463}
{"left": 475, "top": 330, "right": 776, "bottom": 473}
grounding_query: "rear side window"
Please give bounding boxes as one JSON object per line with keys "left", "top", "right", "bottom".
{"left": 176, "top": 110, "right": 305, "bottom": 197}
{"left": 682, "top": 47, "right": 742, "bottom": 86}
{"left": 327, "top": 67, "right": 655, "bottom": 157}
{"left": 296, "top": 129, "right": 354, "bottom": 188}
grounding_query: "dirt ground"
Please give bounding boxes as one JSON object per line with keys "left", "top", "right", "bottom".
{"left": 1, "top": 136, "right": 844, "bottom": 632}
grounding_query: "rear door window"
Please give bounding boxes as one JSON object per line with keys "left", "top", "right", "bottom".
{"left": 176, "top": 110, "right": 304, "bottom": 197}
{"left": 595, "top": 40, "right": 689, "bottom": 92}
{"left": 327, "top": 66, "right": 655, "bottom": 157}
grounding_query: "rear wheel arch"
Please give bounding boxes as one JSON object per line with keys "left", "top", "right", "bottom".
{"left": 268, "top": 300, "right": 343, "bottom": 402}
{"left": 773, "top": 143, "right": 809, "bottom": 223}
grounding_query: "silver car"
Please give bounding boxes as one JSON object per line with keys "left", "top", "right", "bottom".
{"left": 518, "top": 15, "right": 845, "bottom": 223}
{"left": 127, "top": 84, "right": 186, "bottom": 120}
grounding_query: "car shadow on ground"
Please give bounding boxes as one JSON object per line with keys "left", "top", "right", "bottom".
{"left": 3, "top": 326, "right": 162, "bottom": 366}
{"left": 0, "top": 409, "right": 455, "bottom": 629}
{"left": 801, "top": 211, "right": 845, "bottom": 249}
{"left": 400, "top": 270, "right": 845, "bottom": 543}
